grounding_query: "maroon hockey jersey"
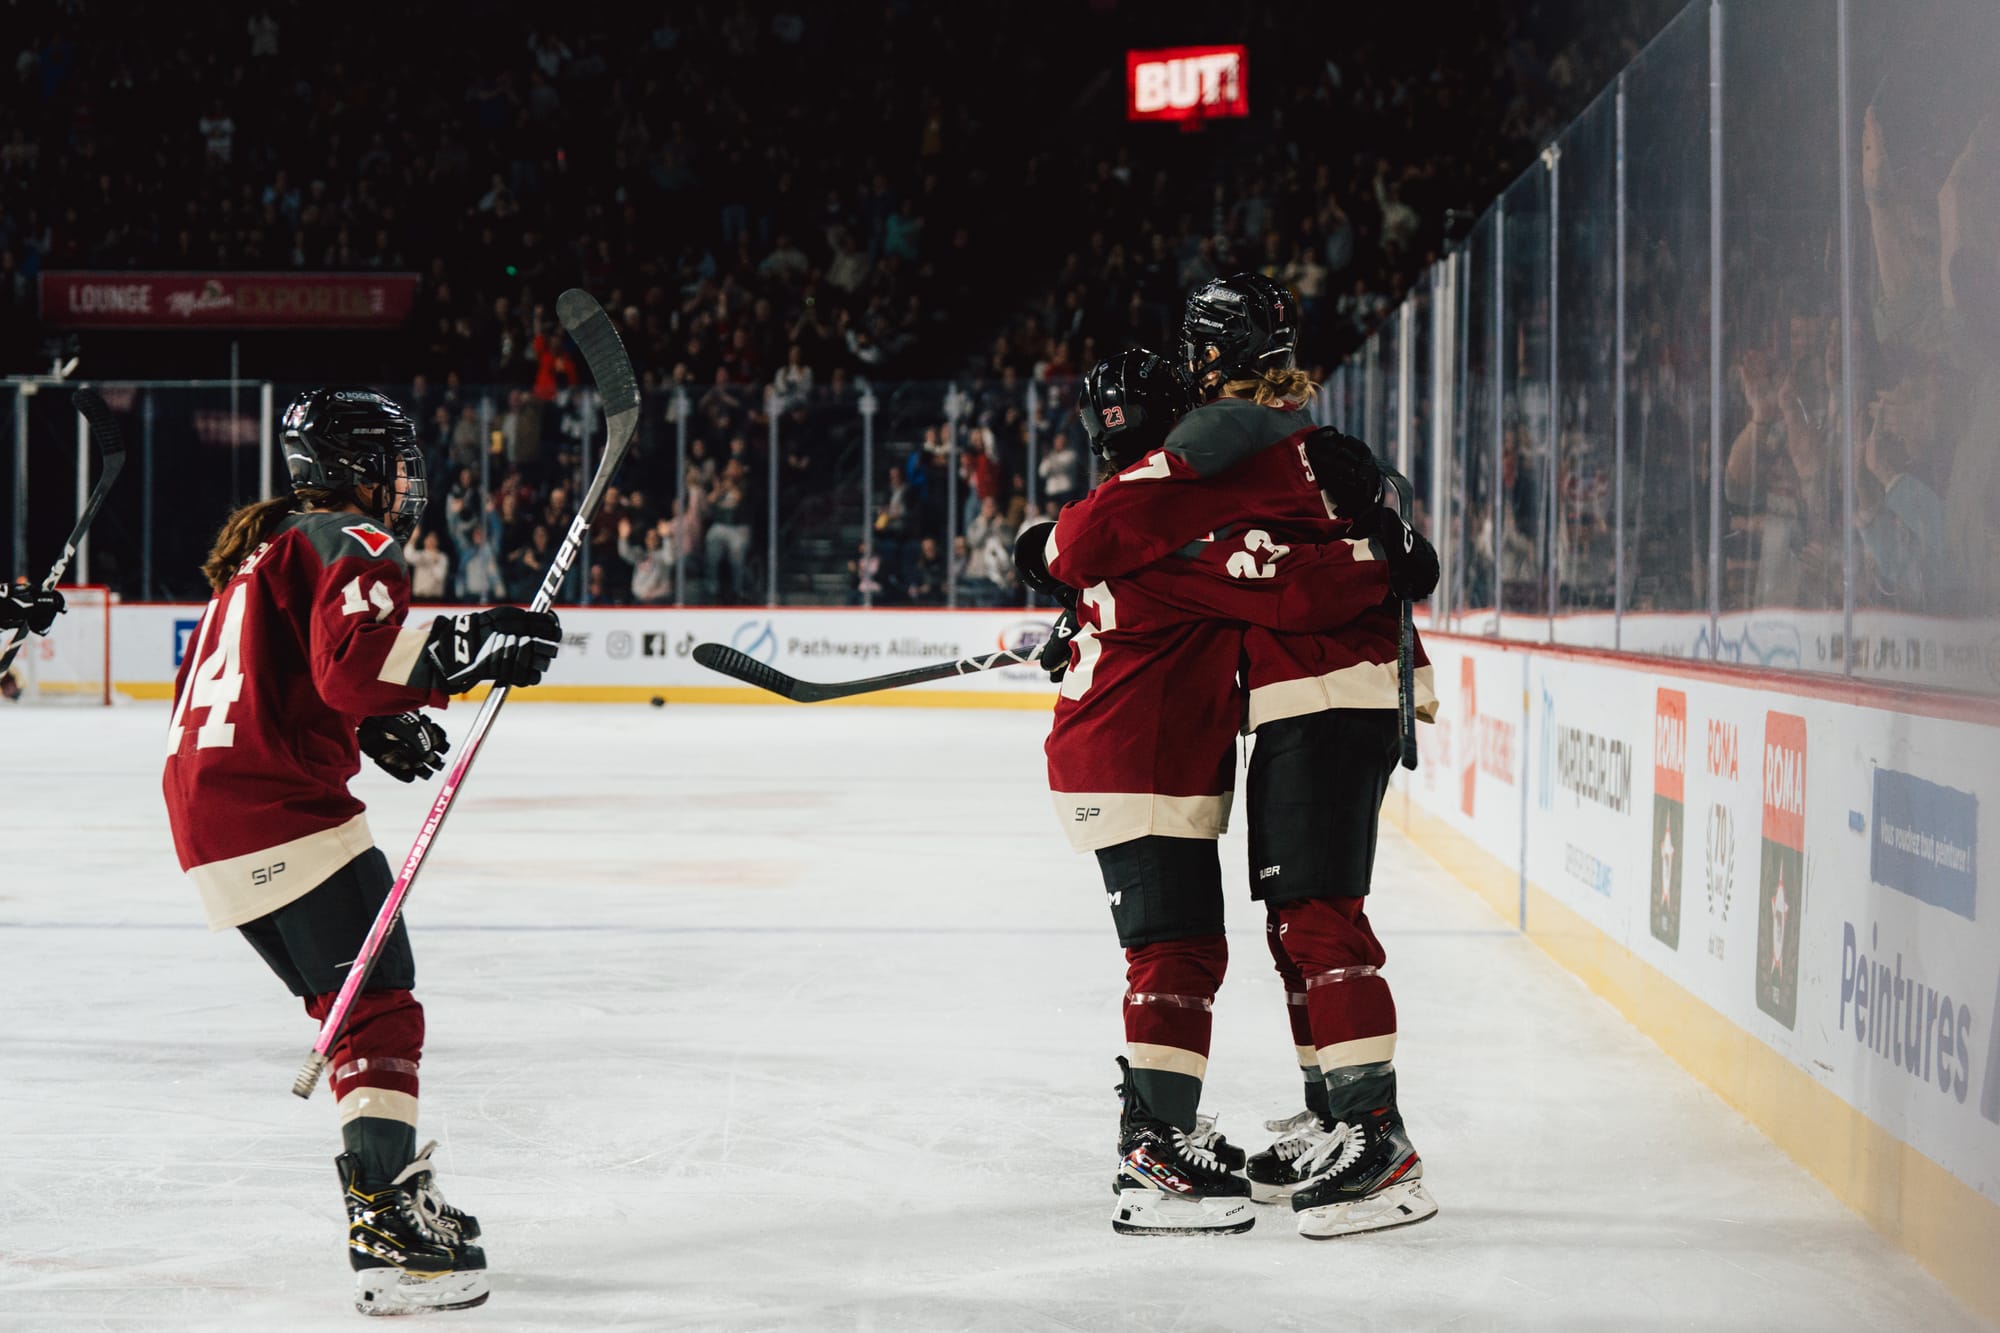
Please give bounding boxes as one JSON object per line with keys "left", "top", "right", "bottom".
{"left": 1047, "top": 535, "right": 1390, "bottom": 851}
{"left": 1047, "top": 396, "right": 1436, "bottom": 731}
{"left": 163, "top": 511, "right": 447, "bottom": 929}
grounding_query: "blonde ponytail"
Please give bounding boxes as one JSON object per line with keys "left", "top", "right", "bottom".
{"left": 1222, "top": 366, "right": 1321, "bottom": 407}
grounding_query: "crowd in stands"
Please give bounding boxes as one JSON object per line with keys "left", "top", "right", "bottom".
{"left": 5, "top": 1, "right": 1677, "bottom": 605}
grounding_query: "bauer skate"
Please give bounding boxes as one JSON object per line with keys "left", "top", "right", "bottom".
{"left": 1111, "top": 1058, "right": 1254, "bottom": 1235}
{"left": 1289, "top": 1104, "right": 1437, "bottom": 1238}
{"left": 338, "top": 1152, "right": 490, "bottom": 1315}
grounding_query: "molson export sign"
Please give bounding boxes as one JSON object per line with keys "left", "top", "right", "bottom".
{"left": 1649, "top": 689, "right": 1687, "bottom": 949}
{"left": 40, "top": 272, "right": 420, "bottom": 329}
{"left": 1126, "top": 46, "right": 1249, "bottom": 123}
{"left": 1756, "top": 712, "right": 1808, "bottom": 1028}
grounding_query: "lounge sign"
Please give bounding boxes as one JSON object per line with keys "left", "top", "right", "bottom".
{"left": 40, "top": 271, "right": 421, "bottom": 329}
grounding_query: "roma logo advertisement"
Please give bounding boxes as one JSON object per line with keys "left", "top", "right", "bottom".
{"left": 1649, "top": 689, "right": 1687, "bottom": 949}
{"left": 1756, "top": 712, "right": 1807, "bottom": 1028}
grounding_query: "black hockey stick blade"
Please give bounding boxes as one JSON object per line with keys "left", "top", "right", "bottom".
{"left": 1382, "top": 466, "right": 1419, "bottom": 771}
{"left": 0, "top": 387, "right": 129, "bottom": 677}
{"left": 693, "top": 641, "right": 1039, "bottom": 703}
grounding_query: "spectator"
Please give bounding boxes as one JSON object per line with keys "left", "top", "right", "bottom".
{"left": 456, "top": 525, "right": 502, "bottom": 602}
{"left": 1039, "top": 435, "right": 1084, "bottom": 509}
{"left": 406, "top": 531, "right": 451, "bottom": 602}
{"left": 906, "top": 535, "right": 947, "bottom": 606}
{"left": 705, "top": 465, "right": 756, "bottom": 603}
{"left": 622, "top": 519, "right": 676, "bottom": 604}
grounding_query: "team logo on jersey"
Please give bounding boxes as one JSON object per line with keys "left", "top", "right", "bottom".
{"left": 341, "top": 523, "right": 394, "bottom": 557}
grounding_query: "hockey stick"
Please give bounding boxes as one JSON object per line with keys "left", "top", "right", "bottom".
{"left": 293, "top": 290, "right": 638, "bottom": 1098}
{"left": 0, "top": 388, "right": 127, "bottom": 678}
{"left": 1381, "top": 466, "right": 1418, "bottom": 771}
{"left": 693, "top": 640, "right": 1041, "bottom": 703}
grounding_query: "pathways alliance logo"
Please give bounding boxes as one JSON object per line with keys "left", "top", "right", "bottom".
{"left": 1756, "top": 712, "right": 1807, "bottom": 1029}
{"left": 1649, "top": 689, "right": 1687, "bottom": 950}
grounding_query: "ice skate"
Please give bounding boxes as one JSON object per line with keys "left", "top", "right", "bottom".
{"left": 339, "top": 1152, "right": 490, "bottom": 1315}
{"left": 1289, "top": 1104, "right": 1437, "bottom": 1238}
{"left": 1111, "top": 1058, "right": 1254, "bottom": 1235}
{"left": 397, "top": 1141, "right": 481, "bottom": 1242}
{"left": 1244, "top": 1108, "right": 1338, "bottom": 1203}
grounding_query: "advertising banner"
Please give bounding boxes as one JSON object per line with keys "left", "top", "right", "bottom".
{"left": 1394, "top": 635, "right": 2000, "bottom": 1206}
{"left": 40, "top": 271, "right": 421, "bottom": 329}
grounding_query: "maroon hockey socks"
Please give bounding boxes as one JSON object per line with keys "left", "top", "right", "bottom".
{"left": 306, "top": 988, "right": 426, "bottom": 1183}
{"left": 1274, "top": 898, "right": 1398, "bottom": 1120}
{"left": 1121, "top": 935, "right": 1228, "bottom": 1131}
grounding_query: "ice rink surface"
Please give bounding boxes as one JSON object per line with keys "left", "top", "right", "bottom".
{"left": 1, "top": 702, "right": 1989, "bottom": 1332}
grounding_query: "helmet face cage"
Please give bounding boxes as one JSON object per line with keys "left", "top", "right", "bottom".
{"left": 1180, "top": 273, "right": 1299, "bottom": 396}
{"left": 281, "top": 387, "right": 428, "bottom": 540}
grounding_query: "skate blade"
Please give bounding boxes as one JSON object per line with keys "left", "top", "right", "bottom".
{"left": 1112, "top": 1188, "right": 1255, "bottom": 1236}
{"left": 354, "top": 1267, "right": 491, "bottom": 1316}
{"left": 1248, "top": 1177, "right": 1299, "bottom": 1204}
{"left": 1296, "top": 1181, "right": 1438, "bottom": 1239}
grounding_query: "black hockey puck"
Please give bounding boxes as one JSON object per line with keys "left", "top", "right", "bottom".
{"left": 650, "top": 695, "right": 666, "bottom": 707}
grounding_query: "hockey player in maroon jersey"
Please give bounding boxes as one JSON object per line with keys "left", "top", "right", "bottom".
{"left": 1015, "top": 349, "right": 1400, "bottom": 1235}
{"left": 1040, "top": 275, "right": 1441, "bottom": 1239}
{"left": 162, "top": 387, "right": 560, "bottom": 1315}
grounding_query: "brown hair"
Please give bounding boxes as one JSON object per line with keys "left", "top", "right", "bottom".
{"left": 202, "top": 488, "right": 344, "bottom": 590}
{"left": 1222, "top": 366, "right": 1321, "bottom": 407}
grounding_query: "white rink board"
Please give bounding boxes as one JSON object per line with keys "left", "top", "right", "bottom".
{"left": 1405, "top": 635, "right": 2000, "bottom": 1208}
{"left": 111, "top": 603, "right": 1065, "bottom": 698}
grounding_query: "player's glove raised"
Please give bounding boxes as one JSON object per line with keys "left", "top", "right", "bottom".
{"left": 1013, "top": 522, "right": 1078, "bottom": 609}
{"left": 421, "top": 607, "right": 562, "bottom": 693}
{"left": 359, "top": 712, "right": 451, "bottom": 783}
{"left": 3, "top": 583, "right": 64, "bottom": 635}
{"left": 1039, "top": 607, "right": 1080, "bottom": 683}
{"left": 1303, "top": 428, "right": 1385, "bottom": 533}
{"left": 1369, "top": 507, "right": 1440, "bottom": 602}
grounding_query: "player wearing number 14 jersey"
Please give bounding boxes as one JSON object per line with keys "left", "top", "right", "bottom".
{"left": 161, "top": 387, "right": 560, "bottom": 1316}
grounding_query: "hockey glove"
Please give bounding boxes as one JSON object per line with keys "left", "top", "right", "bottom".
{"left": 422, "top": 607, "right": 562, "bottom": 693}
{"left": 1369, "top": 508, "right": 1440, "bottom": 602}
{"left": 359, "top": 712, "right": 451, "bottom": 783}
{"left": 1303, "top": 428, "right": 1385, "bottom": 533}
{"left": 1039, "top": 607, "right": 1080, "bottom": 683}
{"left": 3, "top": 584, "right": 64, "bottom": 635}
{"left": 1013, "top": 522, "right": 1077, "bottom": 608}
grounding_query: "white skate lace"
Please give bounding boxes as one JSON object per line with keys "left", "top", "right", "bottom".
{"left": 1294, "top": 1121, "right": 1364, "bottom": 1179}
{"left": 389, "top": 1141, "right": 458, "bottom": 1239}
{"left": 1170, "top": 1128, "right": 1222, "bottom": 1169}
{"left": 1259, "top": 1109, "right": 1332, "bottom": 1162}
{"left": 1187, "top": 1113, "right": 1230, "bottom": 1153}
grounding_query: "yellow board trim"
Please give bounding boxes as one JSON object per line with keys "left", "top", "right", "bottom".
{"left": 1383, "top": 796, "right": 2000, "bottom": 1327}
{"left": 117, "top": 681, "right": 1056, "bottom": 711}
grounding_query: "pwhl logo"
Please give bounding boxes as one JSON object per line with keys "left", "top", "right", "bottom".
{"left": 1756, "top": 712, "right": 1807, "bottom": 1029}
{"left": 730, "top": 620, "right": 778, "bottom": 664}
{"left": 1649, "top": 689, "right": 1687, "bottom": 950}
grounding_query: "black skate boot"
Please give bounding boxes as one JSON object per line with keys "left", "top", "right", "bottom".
{"left": 1244, "top": 1108, "right": 1338, "bottom": 1203}
{"left": 339, "top": 1152, "right": 490, "bottom": 1315}
{"left": 1111, "top": 1057, "right": 1254, "bottom": 1235}
{"left": 1289, "top": 1102, "right": 1437, "bottom": 1238}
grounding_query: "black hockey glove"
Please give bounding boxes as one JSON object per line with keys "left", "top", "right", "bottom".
{"left": 1013, "top": 522, "right": 1077, "bottom": 609}
{"left": 1039, "top": 607, "right": 1080, "bottom": 683}
{"left": 422, "top": 607, "right": 562, "bottom": 693}
{"left": 1303, "top": 428, "right": 1385, "bottom": 532}
{"left": 359, "top": 712, "right": 451, "bottom": 783}
{"left": 1369, "top": 507, "right": 1440, "bottom": 602}
{"left": 2, "top": 584, "right": 64, "bottom": 635}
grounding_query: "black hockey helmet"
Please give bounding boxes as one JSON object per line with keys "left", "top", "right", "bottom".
{"left": 1078, "top": 348, "right": 1196, "bottom": 467}
{"left": 280, "top": 387, "right": 427, "bottom": 540}
{"left": 1179, "top": 272, "right": 1298, "bottom": 396}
